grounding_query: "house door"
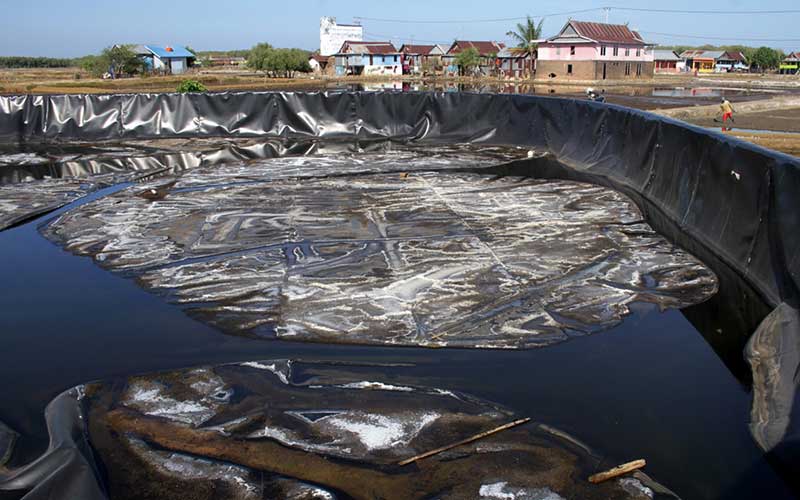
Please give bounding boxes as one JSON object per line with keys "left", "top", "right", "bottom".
{"left": 602, "top": 63, "right": 607, "bottom": 80}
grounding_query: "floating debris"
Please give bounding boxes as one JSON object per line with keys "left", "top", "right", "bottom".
{"left": 589, "top": 459, "right": 647, "bottom": 484}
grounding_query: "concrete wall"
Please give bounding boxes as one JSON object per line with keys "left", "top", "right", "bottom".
{"left": 655, "top": 61, "right": 680, "bottom": 74}
{"left": 320, "top": 17, "right": 363, "bottom": 56}
{"left": 170, "top": 58, "right": 186, "bottom": 74}
{"left": 335, "top": 54, "right": 402, "bottom": 76}
{"left": 539, "top": 43, "right": 654, "bottom": 62}
{"left": 537, "top": 60, "right": 654, "bottom": 80}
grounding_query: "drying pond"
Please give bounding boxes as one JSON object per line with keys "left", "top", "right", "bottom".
{"left": 0, "top": 138, "right": 794, "bottom": 499}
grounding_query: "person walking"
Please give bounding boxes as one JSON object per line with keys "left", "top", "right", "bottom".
{"left": 720, "top": 97, "right": 735, "bottom": 124}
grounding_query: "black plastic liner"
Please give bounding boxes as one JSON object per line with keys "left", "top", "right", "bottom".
{"left": 1, "top": 91, "right": 799, "bottom": 498}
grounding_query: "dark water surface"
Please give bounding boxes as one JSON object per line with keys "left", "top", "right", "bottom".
{"left": 0, "top": 148, "right": 795, "bottom": 499}
{"left": 330, "top": 81, "right": 796, "bottom": 110}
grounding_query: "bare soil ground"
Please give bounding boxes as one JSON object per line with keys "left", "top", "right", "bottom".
{"left": 0, "top": 67, "right": 332, "bottom": 94}
{"left": 652, "top": 95, "right": 800, "bottom": 156}
{"left": 686, "top": 108, "right": 800, "bottom": 133}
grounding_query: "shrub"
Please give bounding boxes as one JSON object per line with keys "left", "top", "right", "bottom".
{"left": 176, "top": 79, "right": 207, "bottom": 93}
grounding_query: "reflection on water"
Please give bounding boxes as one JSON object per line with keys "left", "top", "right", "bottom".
{"left": 329, "top": 82, "right": 789, "bottom": 110}
{"left": 0, "top": 138, "right": 794, "bottom": 499}
{"left": 651, "top": 87, "right": 781, "bottom": 98}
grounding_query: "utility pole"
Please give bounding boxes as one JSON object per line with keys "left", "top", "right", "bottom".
{"left": 603, "top": 7, "right": 611, "bottom": 23}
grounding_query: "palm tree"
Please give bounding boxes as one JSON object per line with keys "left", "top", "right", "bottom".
{"left": 506, "top": 16, "right": 544, "bottom": 50}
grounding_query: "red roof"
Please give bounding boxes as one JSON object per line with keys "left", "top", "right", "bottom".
{"left": 400, "top": 44, "right": 436, "bottom": 55}
{"left": 569, "top": 21, "right": 645, "bottom": 45}
{"left": 339, "top": 41, "right": 398, "bottom": 54}
{"left": 721, "top": 51, "right": 747, "bottom": 62}
{"left": 447, "top": 41, "right": 505, "bottom": 56}
{"left": 309, "top": 54, "right": 329, "bottom": 63}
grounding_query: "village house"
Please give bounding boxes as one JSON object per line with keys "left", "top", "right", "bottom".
{"left": 536, "top": 21, "right": 653, "bottom": 80}
{"left": 443, "top": 41, "right": 505, "bottom": 76}
{"left": 308, "top": 54, "right": 332, "bottom": 74}
{"left": 334, "top": 41, "right": 402, "bottom": 76}
{"left": 715, "top": 51, "right": 749, "bottom": 72}
{"left": 654, "top": 50, "right": 681, "bottom": 74}
{"left": 496, "top": 47, "right": 534, "bottom": 79}
{"left": 679, "top": 50, "right": 721, "bottom": 73}
{"left": 131, "top": 45, "right": 196, "bottom": 74}
{"left": 399, "top": 44, "right": 446, "bottom": 75}
{"left": 780, "top": 52, "right": 800, "bottom": 74}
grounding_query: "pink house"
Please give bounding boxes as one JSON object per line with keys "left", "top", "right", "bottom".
{"left": 537, "top": 20, "right": 654, "bottom": 80}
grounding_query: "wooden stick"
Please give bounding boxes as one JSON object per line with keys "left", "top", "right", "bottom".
{"left": 397, "top": 417, "right": 531, "bottom": 466}
{"left": 588, "top": 459, "right": 646, "bottom": 484}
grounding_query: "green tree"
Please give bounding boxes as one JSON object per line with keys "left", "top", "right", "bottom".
{"left": 247, "top": 42, "right": 275, "bottom": 76}
{"left": 79, "top": 55, "right": 109, "bottom": 77}
{"left": 454, "top": 47, "right": 481, "bottom": 76}
{"left": 750, "top": 46, "right": 783, "bottom": 71}
{"left": 506, "top": 16, "right": 544, "bottom": 50}
{"left": 77, "top": 45, "right": 144, "bottom": 78}
{"left": 247, "top": 43, "right": 310, "bottom": 78}
{"left": 106, "top": 45, "right": 144, "bottom": 76}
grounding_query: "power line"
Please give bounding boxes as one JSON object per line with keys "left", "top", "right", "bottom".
{"left": 354, "top": 8, "right": 602, "bottom": 24}
{"left": 364, "top": 27, "right": 800, "bottom": 46}
{"left": 610, "top": 6, "right": 800, "bottom": 15}
{"left": 641, "top": 31, "right": 800, "bottom": 42}
{"left": 353, "top": 6, "right": 800, "bottom": 25}
{"left": 363, "top": 31, "right": 452, "bottom": 45}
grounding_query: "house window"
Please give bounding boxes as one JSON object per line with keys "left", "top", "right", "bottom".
{"left": 625, "top": 47, "right": 630, "bottom": 56}
{"left": 613, "top": 46, "right": 619, "bottom": 56}
{"left": 570, "top": 45, "right": 575, "bottom": 55}
{"left": 636, "top": 48, "right": 641, "bottom": 56}
{"left": 636, "top": 63, "right": 642, "bottom": 76}
{"left": 600, "top": 46, "right": 606, "bottom": 56}
{"left": 625, "top": 63, "right": 631, "bottom": 75}
{"left": 567, "top": 64, "right": 573, "bottom": 74}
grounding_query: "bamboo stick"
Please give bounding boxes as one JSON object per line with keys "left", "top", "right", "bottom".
{"left": 588, "top": 459, "right": 646, "bottom": 484}
{"left": 397, "top": 417, "right": 531, "bottom": 466}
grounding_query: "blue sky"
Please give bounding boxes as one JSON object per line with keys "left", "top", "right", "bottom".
{"left": 3, "top": 0, "right": 799, "bottom": 56}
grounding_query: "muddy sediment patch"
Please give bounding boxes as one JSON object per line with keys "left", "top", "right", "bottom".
{"left": 86, "top": 359, "right": 674, "bottom": 500}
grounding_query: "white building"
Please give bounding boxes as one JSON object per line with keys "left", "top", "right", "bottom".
{"left": 320, "top": 17, "right": 363, "bottom": 57}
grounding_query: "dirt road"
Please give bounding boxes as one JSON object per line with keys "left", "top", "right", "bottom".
{"left": 652, "top": 95, "right": 800, "bottom": 156}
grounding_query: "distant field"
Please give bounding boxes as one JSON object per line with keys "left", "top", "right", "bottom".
{"left": 0, "top": 67, "right": 333, "bottom": 94}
